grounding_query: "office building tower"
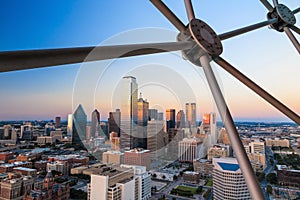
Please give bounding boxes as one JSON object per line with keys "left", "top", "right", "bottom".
{"left": 166, "top": 128, "right": 185, "bottom": 161}
{"left": 3, "top": 125, "right": 12, "bottom": 139}
{"left": 21, "top": 125, "right": 33, "bottom": 140}
{"left": 213, "top": 157, "right": 251, "bottom": 200}
{"left": 124, "top": 148, "right": 151, "bottom": 170}
{"left": 108, "top": 109, "right": 121, "bottom": 136}
{"left": 88, "top": 167, "right": 135, "bottom": 200}
{"left": 185, "top": 103, "right": 197, "bottom": 128}
{"left": 200, "top": 113, "right": 217, "bottom": 147}
{"left": 45, "top": 123, "right": 55, "bottom": 136}
{"left": 86, "top": 125, "right": 91, "bottom": 141}
{"left": 67, "top": 114, "right": 73, "bottom": 136}
{"left": 110, "top": 132, "right": 120, "bottom": 150}
{"left": 91, "top": 109, "right": 100, "bottom": 138}
{"left": 72, "top": 104, "right": 87, "bottom": 149}
{"left": 55, "top": 116, "right": 61, "bottom": 128}
{"left": 100, "top": 122, "right": 109, "bottom": 138}
{"left": 120, "top": 165, "right": 151, "bottom": 200}
{"left": 147, "top": 120, "right": 166, "bottom": 159}
{"left": 148, "top": 109, "right": 158, "bottom": 121}
{"left": 178, "top": 138, "right": 202, "bottom": 163}
{"left": 176, "top": 110, "right": 186, "bottom": 129}
{"left": 166, "top": 109, "right": 176, "bottom": 133}
{"left": 120, "top": 76, "right": 138, "bottom": 150}
{"left": 157, "top": 112, "right": 164, "bottom": 121}
{"left": 135, "top": 95, "right": 149, "bottom": 149}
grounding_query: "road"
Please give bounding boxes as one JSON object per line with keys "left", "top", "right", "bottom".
{"left": 261, "top": 146, "right": 277, "bottom": 200}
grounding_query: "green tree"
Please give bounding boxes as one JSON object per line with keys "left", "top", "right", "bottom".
{"left": 173, "top": 175, "right": 178, "bottom": 181}
{"left": 196, "top": 186, "right": 203, "bottom": 194}
{"left": 70, "top": 188, "right": 87, "bottom": 199}
{"left": 267, "top": 184, "right": 273, "bottom": 194}
{"left": 266, "top": 173, "right": 277, "bottom": 184}
{"left": 256, "top": 172, "right": 265, "bottom": 182}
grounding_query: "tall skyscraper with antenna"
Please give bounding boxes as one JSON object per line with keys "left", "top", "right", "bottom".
{"left": 120, "top": 76, "right": 138, "bottom": 150}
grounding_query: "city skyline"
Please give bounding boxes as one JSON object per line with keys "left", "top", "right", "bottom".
{"left": 0, "top": 1, "right": 299, "bottom": 122}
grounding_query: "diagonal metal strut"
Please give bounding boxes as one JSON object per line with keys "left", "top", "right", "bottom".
{"left": 213, "top": 56, "right": 300, "bottom": 125}
{"left": 200, "top": 54, "right": 265, "bottom": 200}
{"left": 150, "top": 0, "right": 186, "bottom": 31}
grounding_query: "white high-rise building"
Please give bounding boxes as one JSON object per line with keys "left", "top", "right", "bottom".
{"left": 119, "top": 76, "right": 138, "bottom": 150}
{"left": 213, "top": 157, "right": 251, "bottom": 200}
{"left": 88, "top": 165, "right": 151, "bottom": 200}
{"left": 89, "top": 168, "right": 135, "bottom": 200}
{"left": 121, "top": 165, "right": 151, "bottom": 200}
{"left": 178, "top": 138, "right": 202, "bottom": 162}
{"left": 67, "top": 114, "right": 73, "bottom": 136}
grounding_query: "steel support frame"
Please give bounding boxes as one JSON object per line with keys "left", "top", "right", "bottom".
{"left": 200, "top": 54, "right": 265, "bottom": 200}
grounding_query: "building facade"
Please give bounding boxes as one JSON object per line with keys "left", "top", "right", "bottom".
{"left": 178, "top": 138, "right": 202, "bottom": 163}
{"left": 124, "top": 149, "right": 150, "bottom": 170}
{"left": 213, "top": 157, "right": 251, "bottom": 200}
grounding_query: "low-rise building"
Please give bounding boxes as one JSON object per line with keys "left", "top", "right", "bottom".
{"left": 13, "top": 167, "right": 37, "bottom": 177}
{"left": 0, "top": 152, "right": 14, "bottom": 162}
{"left": 266, "top": 138, "right": 290, "bottom": 148}
{"left": 183, "top": 171, "right": 199, "bottom": 183}
{"left": 47, "top": 161, "right": 68, "bottom": 175}
{"left": 0, "top": 162, "right": 32, "bottom": 173}
{"left": 102, "top": 151, "right": 124, "bottom": 165}
{"left": 277, "top": 165, "right": 300, "bottom": 187}
{"left": 193, "top": 159, "right": 213, "bottom": 178}
{"left": 207, "top": 145, "right": 229, "bottom": 161}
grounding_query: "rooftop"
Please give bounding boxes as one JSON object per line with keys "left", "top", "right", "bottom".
{"left": 13, "top": 167, "right": 36, "bottom": 172}
{"left": 217, "top": 162, "right": 240, "bottom": 172}
{"left": 125, "top": 148, "right": 150, "bottom": 154}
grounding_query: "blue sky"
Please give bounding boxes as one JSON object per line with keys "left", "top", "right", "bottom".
{"left": 0, "top": 0, "right": 299, "bottom": 122}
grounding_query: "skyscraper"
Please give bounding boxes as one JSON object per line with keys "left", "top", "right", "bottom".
{"left": 176, "top": 110, "right": 186, "bottom": 129}
{"left": 67, "top": 114, "right": 73, "bottom": 136}
{"left": 108, "top": 109, "right": 121, "bottom": 136}
{"left": 91, "top": 109, "right": 100, "bottom": 138}
{"left": 178, "top": 138, "right": 202, "bottom": 163}
{"left": 186, "top": 103, "right": 197, "bottom": 128}
{"left": 120, "top": 76, "right": 138, "bottom": 150}
{"left": 148, "top": 109, "right": 158, "bottom": 121}
{"left": 55, "top": 116, "right": 61, "bottom": 128}
{"left": 136, "top": 95, "right": 149, "bottom": 149}
{"left": 213, "top": 157, "right": 251, "bottom": 200}
{"left": 157, "top": 112, "right": 164, "bottom": 121}
{"left": 166, "top": 109, "right": 176, "bottom": 133}
{"left": 201, "top": 112, "right": 217, "bottom": 147}
{"left": 72, "top": 104, "right": 87, "bottom": 149}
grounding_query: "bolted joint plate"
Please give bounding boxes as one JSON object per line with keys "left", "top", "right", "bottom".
{"left": 268, "top": 4, "right": 296, "bottom": 32}
{"left": 177, "top": 18, "right": 223, "bottom": 67}
{"left": 189, "top": 19, "right": 223, "bottom": 56}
